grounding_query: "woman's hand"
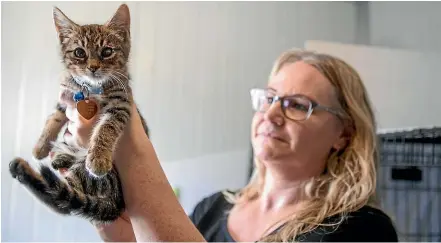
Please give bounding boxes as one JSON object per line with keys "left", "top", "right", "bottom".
{"left": 94, "top": 212, "right": 137, "bottom": 242}
{"left": 59, "top": 89, "right": 99, "bottom": 149}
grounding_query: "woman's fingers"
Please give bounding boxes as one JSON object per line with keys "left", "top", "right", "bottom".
{"left": 58, "top": 88, "right": 100, "bottom": 148}
{"left": 58, "top": 89, "right": 75, "bottom": 107}
{"left": 94, "top": 211, "right": 136, "bottom": 242}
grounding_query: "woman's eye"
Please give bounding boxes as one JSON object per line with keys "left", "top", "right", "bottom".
{"left": 74, "top": 48, "right": 86, "bottom": 58}
{"left": 286, "top": 100, "right": 309, "bottom": 111}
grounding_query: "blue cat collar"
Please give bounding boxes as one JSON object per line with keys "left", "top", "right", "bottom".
{"left": 89, "top": 86, "right": 104, "bottom": 95}
{"left": 73, "top": 86, "right": 103, "bottom": 102}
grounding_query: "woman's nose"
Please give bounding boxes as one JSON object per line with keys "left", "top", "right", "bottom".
{"left": 263, "top": 101, "right": 285, "bottom": 126}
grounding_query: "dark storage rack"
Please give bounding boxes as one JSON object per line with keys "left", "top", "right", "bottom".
{"left": 378, "top": 127, "right": 441, "bottom": 242}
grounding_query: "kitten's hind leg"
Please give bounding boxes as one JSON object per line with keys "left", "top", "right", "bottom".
{"left": 39, "top": 165, "right": 124, "bottom": 223}
{"left": 51, "top": 152, "right": 76, "bottom": 170}
{"left": 38, "top": 165, "right": 83, "bottom": 212}
{"left": 10, "top": 158, "right": 89, "bottom": 216}
{"left": 50, "top": 140, "right": 86, "bottom": 170}
{"left": 9, "top": 158, "right": 71, "bottom": 215}
{"left": 69, "top": 167, "right": 125, "bottom": 223}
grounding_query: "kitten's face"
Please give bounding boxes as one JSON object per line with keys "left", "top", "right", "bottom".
{"left": 53, "top": 4, "right": 131, "bottom": 85}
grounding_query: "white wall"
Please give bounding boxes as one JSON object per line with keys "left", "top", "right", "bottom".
{"left": 305, "top": 40, "right": 441, "bottom": 131}
{"left": 1, "top": 1, "right": 358, "bottom": 241}
{"left": 369, "top": 2, "right": 441, "bottom": 52}
{"left": 162, "top": 149, "right": 251, "bottom": 214}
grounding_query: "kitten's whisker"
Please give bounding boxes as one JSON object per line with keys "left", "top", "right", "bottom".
{"left": 110, "top": 70, "right": 130, "bottom": 96}
{"left": 110, "top": 70, "right": 129, "bottom": 80}
{"left": 107, "top": 73, "right": 122, "bottom": 91}
{"left": 108, "top": 77, "right": 125, "bottom": 96}
{"left": 115, "top": 77, "right": 129, "bottom": 98}
{"left": 102, "top": 69, "right": 129, "bottom": 82}
{"left": 108, "top": 73, "right": 129, "bottom": 98}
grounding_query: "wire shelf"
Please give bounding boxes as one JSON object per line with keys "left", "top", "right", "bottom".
{"left": 378, "top": 127, "right": 441, "bottom": 242}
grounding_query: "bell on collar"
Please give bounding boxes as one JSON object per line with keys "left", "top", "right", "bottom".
{"left": 73, "top": 91, "right": 85, "bottom": 102}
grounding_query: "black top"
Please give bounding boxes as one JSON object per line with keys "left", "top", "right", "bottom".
{"left": 189, "top": 191, "right": 399, "bottom": 242}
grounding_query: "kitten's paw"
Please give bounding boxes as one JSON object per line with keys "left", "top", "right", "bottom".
{"left": 51, "top": 160, "right": 71, "bottom": 170}
{"left": 51, "top": 153, "right": 75, "bottom": 170}
{"left": 86, "top": 151, "right": 113, "bottom": 178}
{"left": 33, "top": 142, "right": 51, "bottom": 160}
{"left": 9, "top": 158, "right": 30, "bottom": 182}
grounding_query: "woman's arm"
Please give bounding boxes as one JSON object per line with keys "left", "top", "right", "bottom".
{"left": 60, "top": 90, "right": 205, "bottom": 242}
{"left": 112, "top": 103, "right": 206, "bottom": 242}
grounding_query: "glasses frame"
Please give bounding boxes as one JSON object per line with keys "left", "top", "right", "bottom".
{"left": 250, "top": 88, "right": 346, "bottom": 122}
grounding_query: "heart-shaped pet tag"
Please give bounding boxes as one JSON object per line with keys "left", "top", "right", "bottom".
{"left": 76, "top": 99, "right": 98, "bottom": 120}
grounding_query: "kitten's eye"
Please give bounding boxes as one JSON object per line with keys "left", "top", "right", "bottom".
{"left": 74, "top": 48, "right": 86, "bottom": 58}
{"left": 101, "top": 47, "right": 113, "bottom": 58}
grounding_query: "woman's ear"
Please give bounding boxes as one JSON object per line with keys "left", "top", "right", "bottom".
{"left": 332, "top": 136, "right": 348, "bottom": 151}
{"left": 332, "top": 122, "right": 354, "bottom": 151}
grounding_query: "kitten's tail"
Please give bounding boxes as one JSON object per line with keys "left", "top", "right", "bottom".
{"left": 38, "top": 165, "right": 124, "bottom": 222}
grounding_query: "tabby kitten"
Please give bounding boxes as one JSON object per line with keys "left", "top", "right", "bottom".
{"left": 9, "top": 4, "right": 149, "bottom": 223}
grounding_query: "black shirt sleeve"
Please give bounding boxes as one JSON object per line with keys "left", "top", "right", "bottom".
{"left": 188, "top": 191, "right": 236, "bottom": 242}
{"left": 189, "top": 191, "right": 223, "bottom": 225}
{"left": 299, "top": 207, "right": 399, "bottom": 242}
{"left": 189, "top": 193, "right": 212, "bottom": 225}
{"left": 328, "top": 211, "right": 398, "bottom": 242}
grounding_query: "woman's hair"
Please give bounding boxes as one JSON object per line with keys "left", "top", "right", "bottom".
{"left": 223, "top": 49, "right": 379, "bottom": 242}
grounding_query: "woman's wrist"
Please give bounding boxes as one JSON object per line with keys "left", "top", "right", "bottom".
{"left": 113, "top": 141, "right": 205, "bottom": 241}
{"left": 110, "top": 104, "right": 205, "bottom": 241}
{"left": 115, "top": 144, "right": 171, "bottom": 216}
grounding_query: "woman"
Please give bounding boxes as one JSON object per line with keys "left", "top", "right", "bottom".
{"left": 60, "top": 49, "right": 398, "bottom": 242}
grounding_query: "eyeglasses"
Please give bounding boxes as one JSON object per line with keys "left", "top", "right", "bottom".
{"left": 250, "top": 88, "right": 346, "bottom": 121}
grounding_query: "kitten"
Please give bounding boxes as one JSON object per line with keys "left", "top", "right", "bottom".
{"left": 9, "top": 4, "right": 149, "bottom": 223}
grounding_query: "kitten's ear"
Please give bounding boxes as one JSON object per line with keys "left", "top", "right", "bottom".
{"left": 53, "top": 7, "right": 78, "bottom": 41}
{"left": 105, "top": 4, "right": 130, "bottom": 33}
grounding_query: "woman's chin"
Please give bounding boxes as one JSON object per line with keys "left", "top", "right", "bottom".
{"left": 255, "top": 147, "right": 281, "bottom": 162}
{"left": 253, "top": 137, "right": 291, "bottom": 162}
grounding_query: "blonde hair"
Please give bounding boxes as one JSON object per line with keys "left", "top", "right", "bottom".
{"left": 224, "top": 49, "right": 379, "bottom": 241}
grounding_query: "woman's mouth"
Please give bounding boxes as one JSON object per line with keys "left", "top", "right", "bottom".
{"left": 259, "top": 132, "right": 286, "bottom": 143}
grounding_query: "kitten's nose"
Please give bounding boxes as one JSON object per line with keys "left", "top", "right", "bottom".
{"left": 88, "top": 66, "right": 99, "bottom": 73}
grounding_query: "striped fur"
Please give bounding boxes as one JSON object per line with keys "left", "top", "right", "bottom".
{"left": 9, "top": 4, "right": 149, "bottom": 223}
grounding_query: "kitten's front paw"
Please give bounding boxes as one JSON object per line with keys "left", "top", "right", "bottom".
{"left": 33, "top": 142, "right": 52, "bottom": 160}
{"left": 9, "top": 158, "right": 30, "bottom": 182}
{"left": 86, "top": 150, "right": 113, "bottom": 178}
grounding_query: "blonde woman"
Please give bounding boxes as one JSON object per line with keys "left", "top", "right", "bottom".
{"left": 60, "top": 49, "right": 398, "bottom": 242}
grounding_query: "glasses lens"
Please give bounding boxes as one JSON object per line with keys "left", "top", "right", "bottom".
{"left": 250, "top": 89, "right": 313, "bottom": 121}
{"left": 251, "top": 89, "right": 270, "bottom": 112}
{"left": 282, "top": 96, "right": 312, "bottom": 120}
